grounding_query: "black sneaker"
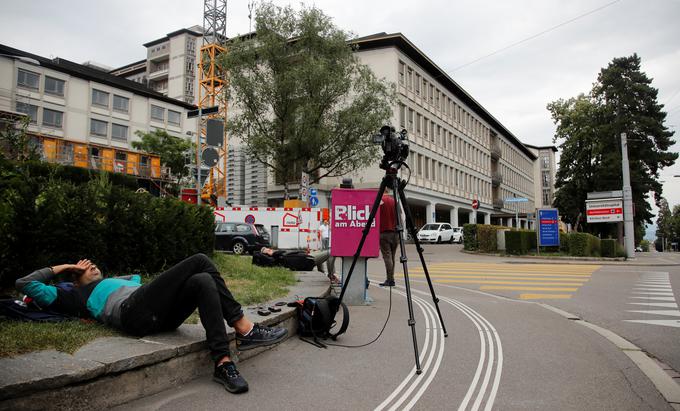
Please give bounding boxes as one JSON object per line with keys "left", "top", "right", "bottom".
{"left": 213, "top": 362, "right": 249, "bottom": 394}
{"left": 379, "top": 280, "right": 395, "bottom": 287}
{"left": 236, "top": 324, "right": 288, "bottom": 351}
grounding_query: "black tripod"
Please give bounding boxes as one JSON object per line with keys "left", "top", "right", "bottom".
{"left": 337, "top": 162, "right": 448, "bottom": 374}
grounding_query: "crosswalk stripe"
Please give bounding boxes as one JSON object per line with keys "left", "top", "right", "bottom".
{"left": 519, "top": 294, "right": 572, "bottom": 300}
{"left": 410, "top": 274, "right": 588, "bottom": 282}
{"left": 410, "top": 267, "right": 595, "bottom": 275}
{"left": 626, "top": 310, "right": 680, "bottom": 317}
{"left": 480, "top": 286, "right": 578, "bottom": 291}
{"left": 435, "top": 279, "right": 586, "bottom": 286}
{"left": 628, "top": 302, "right": 678, "bottom": 308}
{"left": 631, "top": 296, "right": 676, "bottom": 301}
{"left": 410, "top": 270, "right": 592, "bottom": 278}
{"left": 623, "top": 319, "right": 680, "bottom": 328}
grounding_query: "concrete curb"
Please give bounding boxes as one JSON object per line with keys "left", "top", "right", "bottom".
{"left": 0, "top": 271, "right": 330, "bottom": 411}
{"left": 537, "top": 303, "right": 680, "bottom": 408}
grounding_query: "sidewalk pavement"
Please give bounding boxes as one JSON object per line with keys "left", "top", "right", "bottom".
{"left": 0, "top": 271, "right": 330, "bottom": 411}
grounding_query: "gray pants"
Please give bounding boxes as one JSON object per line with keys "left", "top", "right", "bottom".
{"left": 380, "top": 231, "right": 399, "bottom": 282}
{"left": 309, "top": 250, "right": 336, "bottom": 276}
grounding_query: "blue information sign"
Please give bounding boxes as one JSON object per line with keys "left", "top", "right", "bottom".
{"left": 310, "top": 188, "right": 317, "bottom": 196}
{"left": 309, "top": 196, "right": 319, "bottom": 207}
{"left": 538, "top": 208, "right": 560, "bottom": 247}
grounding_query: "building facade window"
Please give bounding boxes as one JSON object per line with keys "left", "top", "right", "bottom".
{"left": 398, "top": 61, "right": 405, "bottom": 84}
{"left": 42, "top": 108, "right": 63, "bottom": 128}
{"left": 44, "top": 77, "right": 65, "bottom": 96}
{"left": 92, "top": 89, "right": 109, "bottom": 107}
{"left": 15, "top": 102, "right": 38, "bottom": 123}
{"left": 17, "top": 69, "right": 40, "bottom": 90}
{"left": 399, "top": 104, "right": 405, "bottom": 129}
{"left": 111, "top": 123, "right": 128, "bottom": 141}
{"left": 168, "top": 110, "right": 181, "bottom": 126}
{"left": 113, "top": 95, "right": 129, "bottom": 112}
{"left": 151, "top": 105, "right": 165, "bottom": 121}
{"left": 90, "top": 119, "right": 108, "bottom": 137}
{"left": 542, "top": 189, "right": 551, "bottom": 206}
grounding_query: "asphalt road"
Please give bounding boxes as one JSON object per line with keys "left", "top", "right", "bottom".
{"left": 117, "top": 246, "right": 679, "bottom": 410}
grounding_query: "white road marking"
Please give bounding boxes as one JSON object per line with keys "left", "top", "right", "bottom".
{"left": 624, "top": 272, "right": 679, "bottom": 328}
{"left": 628, "top": 302, "right": 678, "bottom": 308}
{"left": 626, "top": 310, "right": 680, "bottom": 317}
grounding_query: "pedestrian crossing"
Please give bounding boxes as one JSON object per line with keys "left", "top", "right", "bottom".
{"left": 624, "top": 272, "right": 680, "bottom": 328}
{"left": 409, "top": 263, "right": 598, "bottom": 300}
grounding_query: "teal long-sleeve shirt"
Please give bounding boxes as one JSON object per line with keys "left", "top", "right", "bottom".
{"left": 16, "top": 268, "right": 141, "bottom": 328}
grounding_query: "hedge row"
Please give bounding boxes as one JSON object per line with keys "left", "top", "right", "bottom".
{"left": 505, "top": 230, "right": 536, "bottom": 255}
{"left": 463, "top": 224, "right": 478, "bottom": 251}
{"left": 0, "top": 159, "right": 214, "bottom": 287}
{"left": 567, "top": 233, "right": 601, "bottom": 257}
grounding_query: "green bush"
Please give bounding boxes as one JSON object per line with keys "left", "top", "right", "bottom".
{"left": 616, "top": 243, "right": 626, "bottom": 258}
{"left": 601, "top": 239, "right": 617, "bottom": 257}
{"left": 568, "top": 233, "right": 601, "bottom": 257}
{"left": 559, "top": 232, "right": 570, "bottom": 253}
{"left": 525, "top": 230, "right": 537, "bottom": 251}
{"left": 477, "top": 225, "right": 506, "bottom": 253}
{"left": 0, "top": 159, "right": 214, "bottom": 287}
{"left": 505, "top": 231, "right": 529, "bottom": 255}
{"left": 639, "top": 239, "right": 650, "bottom": 252}
{"left": 463, "top": 224, "right": 478, "bottom": 251}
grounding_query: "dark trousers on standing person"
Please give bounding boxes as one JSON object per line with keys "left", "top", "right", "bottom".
{"left": 120, "top": 253, "right": 243, "bottom": 363}
{"left": 380, "top": 231, "right": 399, "bottom": 283}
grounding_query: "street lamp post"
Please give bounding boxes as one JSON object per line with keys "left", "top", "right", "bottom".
{"left": 621, "top": 133, "right": 636, "bottom": 259}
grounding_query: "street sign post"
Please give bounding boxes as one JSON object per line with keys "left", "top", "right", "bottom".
{"left": 504, "top": 197, "right": 528, "bottom": 228}
{"left": 538, "top": 208, "right": 560, "bottom": 247}
{"left": 585, "top": 198, "right": 623, "bottom": 223}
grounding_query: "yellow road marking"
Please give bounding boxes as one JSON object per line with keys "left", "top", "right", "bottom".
{"left": 411, "top": 274, "right": 590, "bottom": 284}
{"left": 480, "top": 286, "right": 578, "bottom": 291}
{"left": 410, "top": 271, "right": 592, "bottom": 278}
{"left": 419, "top": 263, "right": 600, "bottom": 269}
{"left": 436, "top": 280, "right": 586, "bottom": 286}
{"left": 520, "top": 294, "right": 573, "bottom": 300}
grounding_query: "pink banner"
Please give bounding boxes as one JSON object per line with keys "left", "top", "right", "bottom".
{"left": 330, "top": 188, "right": 380, "bottom": 257}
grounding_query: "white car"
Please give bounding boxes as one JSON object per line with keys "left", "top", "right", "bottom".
{"left": 417, "top": 223, "right": 455, "bottom": 244}
{"left": 451, "top": 227, "right": 464, "bottom": 244}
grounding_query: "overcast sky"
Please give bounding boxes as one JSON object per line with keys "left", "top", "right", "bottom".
{"left": 2, "top": 0, "right": 679, "bottom": 233}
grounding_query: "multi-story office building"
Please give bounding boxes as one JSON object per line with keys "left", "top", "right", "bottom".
{"left": 0, "top": 43, "right": 196, "bottom": 181}
{"left": 110, "top": 29, "right": 551, "bottom": 228}
{"left": 269, "top": 33, "right": 538, "bottom": 229}
{"left": 111, "top": 26, "right": 203, "bottom": 105}
{"left": 527, "top": 144, "right": 558, "bottom": 210}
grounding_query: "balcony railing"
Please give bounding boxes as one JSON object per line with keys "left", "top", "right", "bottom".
{"left": 491, "top": 172, "right": 503, "bottom": 187}
{"left": 493, "top": 199, "right": 504, "bottom": 209}
{"left": 490, "top": 143, "right": 501, "bottom": 160}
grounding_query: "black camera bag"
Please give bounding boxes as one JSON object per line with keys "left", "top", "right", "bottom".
{"left": 297, "top": 296, "right": 349, "bottom": 348}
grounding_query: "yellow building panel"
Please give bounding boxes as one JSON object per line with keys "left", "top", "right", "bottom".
{"left": 101, "top": 149, "right": 114, "bottom": 172}
{"left": 126, "top": 153, "right": 139, "bottom": 175}
{"left": 73, "top": 144, "right": 88, "bottom": 168}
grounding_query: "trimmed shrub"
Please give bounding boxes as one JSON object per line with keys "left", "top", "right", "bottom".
{"left": 477, "top": 225, "right": 505, "bottom": 253}
{"left": 559, "top": 232, "right": 570, "bottom": 253}
{"left": 525, "top": 230, "right": 537, "bottom": 251}
{"left": 601, "top": 239, "right": 617, "bottom": 258}
{"left": 616, "top": 243, "right": 627, "bottom": 258}
{"left": 568, "top": 233, "right": 601, "bottom": 257}
{"left": 505, "top": 231, "right": 529, "bottom": 255}
{"left": 463, "top": 224, "right": 478, "bottom": 251}
{"left": 0, "top": 159, "right": 214, "bottom": 287}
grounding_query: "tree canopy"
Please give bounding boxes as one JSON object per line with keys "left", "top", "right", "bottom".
{"left": 548, "top": 54, "right": 677, "bottom": 242}
{"left": 132, "top": 129, "right": 192, "bottom": 183}
{"left": 220, "top": 2, "right": 394, "bottom": 193}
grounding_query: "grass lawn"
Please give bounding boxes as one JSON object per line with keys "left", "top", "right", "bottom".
{"left": 0, "top": 253, "right": 296, "bottom": 358}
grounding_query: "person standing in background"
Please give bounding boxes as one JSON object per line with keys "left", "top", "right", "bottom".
{"left": 379, "top": 186, "right": 398, "bottom": 287}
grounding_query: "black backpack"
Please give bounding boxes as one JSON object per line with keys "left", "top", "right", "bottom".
{"left": 296, "top": 296, "right": 349, "bottom": 348}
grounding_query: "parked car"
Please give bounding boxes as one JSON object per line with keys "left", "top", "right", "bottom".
{"left": 416, "top": 223, "right": 455, "bottom": 244}
{"left": 215, "top": 222, "right": 270, "bottom": 255}
{"left": 451, "top": 227, "right": 464, "bottom": 244}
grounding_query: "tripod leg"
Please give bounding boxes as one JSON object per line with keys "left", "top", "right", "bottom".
{"left": 337, "top": 176, "right": 389, "bottom": 306}
{"left": 397, "top": 184, "right": 449, "bottom": 338}
{"left": 390, "top": 177, "right": 423, "bottom": 374}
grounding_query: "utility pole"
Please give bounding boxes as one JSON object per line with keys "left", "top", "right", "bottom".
{"left": 621, "top": 133, "right": 635, "bottom": 259}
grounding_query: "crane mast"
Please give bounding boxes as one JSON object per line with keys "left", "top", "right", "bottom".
{"left": 197, "top": 0, "right": 228, "bottom": 203}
